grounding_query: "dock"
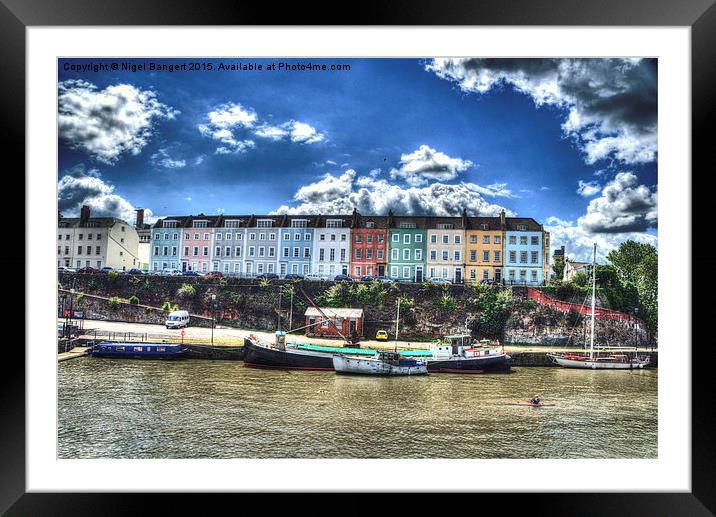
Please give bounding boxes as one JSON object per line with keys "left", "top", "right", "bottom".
{"left": 58, "top": 346, "right": 90, "bottom": 362}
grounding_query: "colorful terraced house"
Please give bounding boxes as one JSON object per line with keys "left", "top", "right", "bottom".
{"left": 349, "top": 211, "right": 388, "bottom": 279}
{"left": 387, "top": 212, "right": 428, "bottom": 282}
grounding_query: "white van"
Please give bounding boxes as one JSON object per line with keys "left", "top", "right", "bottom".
{"left": 165, "top": 310, "right": 190, "bottom": 329}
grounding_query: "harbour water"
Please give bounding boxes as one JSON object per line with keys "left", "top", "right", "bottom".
{"left": 58, "top": 359, "right": 657, "bottom": 459}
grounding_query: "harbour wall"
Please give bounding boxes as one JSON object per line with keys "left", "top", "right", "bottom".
{"left": 58, "top": 273, "right": 649, "bottom": 346}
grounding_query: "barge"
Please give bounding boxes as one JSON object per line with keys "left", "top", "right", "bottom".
{"left": 90, "top": 341, "right": 188, "bottom": 359}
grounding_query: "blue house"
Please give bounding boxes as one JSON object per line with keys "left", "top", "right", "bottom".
{"left": 503, "top": 218, "right": 545, "bottom": 285}
{"left": 150, "top": 217, "right": 186, "bottom": 272}
{"left": 278, "top": 216, "right": 317, "bottom": 276}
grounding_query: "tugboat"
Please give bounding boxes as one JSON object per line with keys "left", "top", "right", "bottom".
{"left": 333, "top": 350, "right": 428, "bottom": 376}
{"left": 90, "top": 341, "right": 187, "bottom": 359}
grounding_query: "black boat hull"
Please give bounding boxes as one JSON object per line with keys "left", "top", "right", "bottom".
{"left": 243, "top": 338, "right": 335, "bottom": 370}
{"left": 426, "top": 354, "right": 510, "bottom": 373}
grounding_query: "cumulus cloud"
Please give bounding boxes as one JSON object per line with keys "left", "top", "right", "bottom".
{"left": 199, "top": 102, "right": 325, "bottom": 154}
{"left": 426, "top": 58, "right": 657, "bottom": 165}
{"left": 389, "top": 145, "right": 473, "bottom": 186}
{"left": 57, "top": 164, "right": 157, "bottom": 224}
{"left": 58, "top": 80, "right": 178, "bottom": 164}
{"left": 271, "top": 169, "right": 513, "bottom": 217}
{"left": 545, "top": 216, "right": 657, "bottom": 263}
{"left": 578, "top": 172, "right": 657, "bottom": 233}
{"left": 577, "top": 180, "right": 601, "bottom": 197}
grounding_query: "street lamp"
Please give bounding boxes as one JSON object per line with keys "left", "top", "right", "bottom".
{"left": 60, "top": 292, "right": 67, "bottom": 338}
{"left": 68, "top": 288, "right": 75, "bottom": 339}
{"left": 211, "top": 294, "right": 217, "bottom": 345}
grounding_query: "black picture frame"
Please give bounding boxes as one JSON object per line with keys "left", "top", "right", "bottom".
{"left": 3, "top": 0, "right": 710, "bottom": 513}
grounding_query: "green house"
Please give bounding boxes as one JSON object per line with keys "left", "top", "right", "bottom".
{"left": 387, "top": 213, "right": 427, "bottom": 282}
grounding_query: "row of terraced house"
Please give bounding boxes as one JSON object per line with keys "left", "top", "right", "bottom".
{"left": 149, "top": 209, "right": 550, "bottom": 285}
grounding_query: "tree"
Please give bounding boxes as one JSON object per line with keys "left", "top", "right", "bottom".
{"left": 552, "top": 259, "right": 565, "bottom": 281}
{"left": 606, "top": 241, "right": 658, "bottom": 337}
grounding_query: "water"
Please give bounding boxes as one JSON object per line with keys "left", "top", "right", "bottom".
{"left": 58, "top": 359, "right": 657, "bottom": 459}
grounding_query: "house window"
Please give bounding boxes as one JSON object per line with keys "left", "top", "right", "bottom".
{"left": 356, "top": 233, "right": 365, "bottom": 243}
{"left": 430, "top": 234, "right": 437, "bottom": 244}
{"left": 294, "top": 233, "right": 300, "bottom": 241}
{"left": 403, "top": 249, "right": 410, "bottom": 260}
{"left": 519, "top": 224, "right": 527, "bottom": 231}
{"left": 531, "top": 251, "right": 539, "bottom": 264}
{"left": 531, "top": 270, "right": 538, "bottom": 282}
{"left": 430, "top": 250, "right": 437, "bottom": 260}
{"left": 392, "top": 234, "right": 399, "bottom": 243}
{"left": 494, "top": 251, "right": 500, "bottom": 262}
{"left": 391, "top": 266, "right": 398, "bottom": 277}
{"left": 415, "top": 234, "right": 422, "bottom": 243}
{"left": 78, "top": 234, "right": 83, "bottom": 240}
{"left": 470, "top": 235, "right": 477, "bottom": 244}
{"left": 259, "top": 247, "right": 266, "bottom": 257}
{"left": 249, "top": 247, "right": 255, "bottom": 257}
{"left": 403, "top": 266, "right": 410, "bottom": 278}
{"left": 320, "top": 249, "right": 325, "bottom": 261}
{"left": 366, "top": 234, "right": 373, "bottom": 244}
{"left": 442, "top": 235, "right": 449, "bottom": 244}
{"left": 257, "top": 219, "right": 273, "bottom": 228}
{"left": 203, "top": 247, "right": 209, "bottom": 256}
{"left": 217, "top": 233, "right": 223, "bottom": 240}
{"left": 483, "top": 235, "right": 490, "bottom": 244}
{"left": 470, "top": 250, "right": 476, "bottom": 261}
{"left": 494, "top": 236, "right": 501, "bottom": 244}
{"left": 404, "top": 234, "right": 411, "bottom": 244}
{"left": 225, "top": 246, "right": 231, "bottom": 257}
{"left": 509, "top": 251, "right": 516, "bottom": 263}
{"left": 193, "top": 247, "right": 199, "bottom": 256}
{"left": 415, "top": 249, "right": 422, "bottom": 261}
{"left": 216, "top": 247, "right": 221, "bottom": 257}
{"left": 442, "top": 251, "right": 448, "bottom": 261}
{"left": 154, "top": 246, "right": 159, "bottom": 256}
{"left": 520, "top": 236, "right": 528, "bottom": 245}
{"left": 454, "top": 251, "right": 460, "bottom": 261}
{"left": 377, "top": 249, "right": 384, "bottom": 260}
{"left": 520, "top": 270, "right": 527, "bottom": 280}
{"left": 236, "top": 247, "right": 241, "bottom": 257}
{"left": 470, "top": 269, "right": 476, "bottom": 279}
{"left": 531, "top": 236, "right": 539, "bottom": 245}
{"left": 378, "top": 235, "right": 384, "bottom": 244}
{"left": 304, "top": 248, "right": 310, "bottom": 258}
{"left": 305, "top": 233, "right": 311, "bottom": 241}
{"left": 391, "top": 249, "right": 399, "bottom": 260}
{"left": 355, "top": 266, "right": 361, "bottom": 276}
{"left": 520, "top": 251, "right": 528, "bottom": 263}
{"left": 249, "top": 233, "right": 256, "bottom": 240}
{"left": 259, "top": 233, "right": 265, "bottom": 240}
{"left": 483, "top": 269, "right": 489, "bottom": 280}
{"left": 509, "top": 236, "right": 516, "bottom": 245}
{"left": 184, "top": 247, "right": 189, "bottom": 256}
{"left": 293, "top": 247, "right": 299, "bottom": 258}
{"left": 483, "top": 251, "right": 489, "bottom": 262}
{"left": 366, "top": 221, "right": 375, "bottom": 229}
{"left": 326, "top": 219, "right": 343, "bottom": 228}
{"left": 366, "top": 249, "right": 373, "bottom": 259}
{"left": 454, "top": 235, "right": 461, "bottom": 244}
{"left": 330, "top": 249, "right": 335, "bottom": 261}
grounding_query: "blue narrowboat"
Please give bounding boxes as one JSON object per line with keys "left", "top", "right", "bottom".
{"left": 90, "top": 341, "right": 188, "bottom": 359}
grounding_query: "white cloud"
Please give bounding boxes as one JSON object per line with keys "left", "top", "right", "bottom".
{"left": 271, "top": 169, "right": 514, "bottom": 217}
{"left": 150, "top": 147, "right": 186, "bottom": 169}
{"left": 576, "top": 180, "right": 601, "bottom": 197}
{"left": 200, "top": 102, "right": 325, "bottom": 153}
{"left": 57, "top": 164, "right": 157, "bottom": 224}
{"left": 58, "top": 80, "right": 178, "bottom": 164}
{"left": 578, "top": 172, "right": 657, "bottom": 233}
{"left": 545, "top": 216, "right": 657, "bottom": 263}
{"left": 389, "top": 145, "right": 473, "bottom": 186}
{"left": 426, "top": 58, "right": 657, "bottom": 166}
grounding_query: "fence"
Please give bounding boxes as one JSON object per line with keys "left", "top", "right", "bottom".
{"left": 526, "top": 287, "right": 642, "bottom": 326}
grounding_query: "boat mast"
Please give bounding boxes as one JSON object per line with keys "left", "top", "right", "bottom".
{"left": 590, "top": 242, "right": 596, "bottom": 359}
{"left": 394, "top": 297, "right": 401, "bottom": 352}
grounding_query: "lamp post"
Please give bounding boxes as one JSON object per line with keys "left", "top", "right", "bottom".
{"left": 211, "top": 294, "right": 217, "bottom": 345}
{"left": 60, "top": 293, "right": 67, "bottom": 338}
{"left": 67, "top": 288, "right": 75, "bottom": 339}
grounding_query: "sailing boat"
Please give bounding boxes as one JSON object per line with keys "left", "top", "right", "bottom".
{"left": 548, "top": 243, "right": 650, "bottom": 370}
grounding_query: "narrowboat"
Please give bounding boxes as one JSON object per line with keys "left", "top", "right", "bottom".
{"left": 90, "top": 341, "right": 188, "bottom": 359}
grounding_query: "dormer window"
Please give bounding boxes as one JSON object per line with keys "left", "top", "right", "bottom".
{"left": 193, "top": 220, "right": 208, "bottom": 228}
{"left": 518, "top": 224, "right": 527, "bottom": 231}
{"left": 257, "top": 219, "right": 273, "bottom": 228}
{"left": 399, "top": 222, "right": 416, "bottom": 229}
{"left": 224, "top": 220, "right": 241, "bottom": 228}
{"left": 291, "top": 219, "right": 308, "bottom": 228}
{"left": 365, "top": 221, "right": 376, "bottom": 229}
{"left": 326, "top": 219, "right": 343, "bottom": 228}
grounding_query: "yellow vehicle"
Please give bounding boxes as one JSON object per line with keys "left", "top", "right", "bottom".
{"left": 375, "top": 330, "right": 389, "bottom": 341}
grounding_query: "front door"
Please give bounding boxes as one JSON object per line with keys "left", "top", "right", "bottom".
{"left": 495, "top": 269, "right": 502, "bottom": 282}
{"left": 349, "top": 320, "right": 357, "bottom": 336}
{"left": 378, "top": 265, "right": 385, "bottom": 276}
{"left": 455, "top": 268, "right": 462, "bottom": 283}
{"left": 415, "top": 266, "right": 423, "bottom": 283}
{"left": 182, "top": 261, "right": 187, "bottom": 272}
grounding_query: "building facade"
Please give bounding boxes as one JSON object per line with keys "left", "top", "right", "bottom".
{"left": 313, "top": 215, "right": 351, "bottom": 278}
{"left": 243, "top": 216, "right": 281, "bottom": 275}
{"left": 503, "top": 218, "right": 545, "bottom": 285}
{"left": 279, "top": 216, "right": 316, "bottom": 276}
{"left": 426, "top": 215, "right": 467, "bottom": 283}
{"left": 465, "top": 214, "right": 504, "bottom": 284}
{"left": 349, "top": 211, "right": 388, "bottom": 278}
{"left": 388, "top": 214, "right": 427, "bottom": 282}
{"left": 151, "top": 217, "right": 184, "bottom": 272}
{"left": 58, "top": 205, "right": 140, "bottom": 270}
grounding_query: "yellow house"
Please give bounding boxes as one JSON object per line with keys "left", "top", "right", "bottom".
{"left": 465, "top": 214, "right": 505, "bottom": 283}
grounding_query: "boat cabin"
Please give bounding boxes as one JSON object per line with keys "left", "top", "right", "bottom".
{"left": 305, "top": 307, "right": 364, "bottom": 339}
{"left": 429, "top": 334, "right": 501, "bottom": 359}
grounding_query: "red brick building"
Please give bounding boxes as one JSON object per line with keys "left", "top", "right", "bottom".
{"left": 349, "top": 210, "right": 388, "bottom": 279}
{"left": 305, "top": 307, "right": 364, "bottom": 338}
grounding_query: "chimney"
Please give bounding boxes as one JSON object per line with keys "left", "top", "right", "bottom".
{"left": 351, "top": 207, "right": 360, "bottom": 228}
{"left": 499, "top": 209, "right": 506, "bottom": 228}
{"left": 135, "top": 208, "right": 145, "bottom": 227}
{"left": 387, "top": 209, "right": 395, "bottom": 228}
{"left": 461, "top": 208, "right": 468, "bottom": 229}
{"left": 80, "top": 205, "right": 91, "bottom": 225}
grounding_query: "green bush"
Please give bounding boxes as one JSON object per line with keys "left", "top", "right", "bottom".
{"left": 108, "top": 297, "right": 121, "bottom": 310}
{"left": 218, "top": 277, "right": 228, "bottom": 289}
{"left": 178, "top": 283, "right": 196, "bottom": 298}
{"left": 162, "top": 301, "right": 179, "bottom": 312}
{"left": 128, "top": 295, "right": 139, "bottom": 305}
{"left": 108, "top": 270, "right": 120, "bottom": 282}
{"left": 76, "top": 293, "right": 84, "bottom": 304}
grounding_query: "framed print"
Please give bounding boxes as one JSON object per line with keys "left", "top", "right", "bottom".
{"left": 3, "top": 0, "right": 713, "bottom": 513}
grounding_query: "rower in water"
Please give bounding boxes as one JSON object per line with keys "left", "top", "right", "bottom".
{"left": 529, "top": 394, "right": 542, "bottom": 406}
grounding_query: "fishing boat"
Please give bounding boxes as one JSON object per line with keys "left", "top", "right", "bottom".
{"left": 333, "top": 350, "right": 428, "bottom": 376}
{"left": 90, "top": 341, "right": 188, "bottom": 359}
{"left": 547, "top": 243, "right": 650, "bottom": 370}
{"left": 243, "top": 332, "right": 336, "bottom": 370}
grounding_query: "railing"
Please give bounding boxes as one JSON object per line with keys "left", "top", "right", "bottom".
{"left": 526, "top": 287, "right": 642, "bottom": 325}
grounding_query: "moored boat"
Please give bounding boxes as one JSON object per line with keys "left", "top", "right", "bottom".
{"left": 423, "top": 335, "right": 511, "bottom": 373}
{"left": 90, "top": 341, "right": 187, "bottom": 359}
{"left": 333, "top": 351, "right": 428, "bottom": 376}
{"left": 243, "top": 332, "right": 335, "bottom": 370}
{"left": 548, "top": 243, "right": 650, "bottom": 370}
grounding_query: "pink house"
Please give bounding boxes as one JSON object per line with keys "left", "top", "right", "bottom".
{"left": 181, "top": 215, "right": 216, "bottom": 273}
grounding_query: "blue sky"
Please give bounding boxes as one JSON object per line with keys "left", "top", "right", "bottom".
{"left": 57, "top": 58, "right": 658, "bottom": 261}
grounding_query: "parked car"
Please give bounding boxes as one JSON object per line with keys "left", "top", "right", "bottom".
{"left": 480, "top": 278, "right": 500, "bottom": 285}
{"left": 283, "top": 273, "right": 304, "bottom": 280}
{"left": 305, "top": 273, "right": 329, "bottom": 281}
{"left": 77, "top": 266, "right": 99, "bottom": 274}
{"left": 161, "top": 268, "right": 181, "bottom": 276}
{"left": 126, "top": 268, "right": 145, "bottom": 275}
{"left": 99, "top": 266, "right": 117, "bottom": 273}
{"left": 57, "top": 266, "right": 76, "bottom": 273}
{"left": 359, "top": 275, "right": 374, "bottom": 282}
{"left": 429, "top": 277, "right": 452, "bottom": 284}
{"left": 334, "top": 274, "right": 353, "bottom": 282}
{"left": 256, "top": 273, "right": 279, "bottom": 280}
{"left": 375, "top": 330, "right": 389, "bottom": 341}
{"left": 206, "top": 271, "right": 223, "bottom": 278}
{"left": 182, "top": 270, "right": 201, "bottom": 276}
{"left": 374, "top": 276, "right": 396, "bottom": 283}
{"left": 165, "top": 310, "right": 190, "bottom": 329}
